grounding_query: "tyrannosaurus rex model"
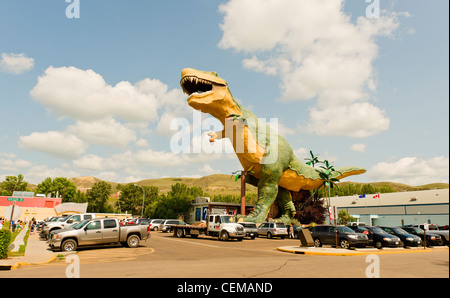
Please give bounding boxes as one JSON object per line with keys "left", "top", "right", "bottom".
{"left": 180, "top": 68, "right": 366, "bottom": 223}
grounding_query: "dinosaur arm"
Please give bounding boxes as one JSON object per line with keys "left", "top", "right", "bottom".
{"left": 208, "top": 131, "right": 225, "bottom": 142}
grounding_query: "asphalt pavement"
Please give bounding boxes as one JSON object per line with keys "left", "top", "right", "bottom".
{"left": 1, "top": 226, "right": 448, "bottom": 271}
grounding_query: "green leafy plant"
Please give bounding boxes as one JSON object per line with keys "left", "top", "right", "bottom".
{"left": 0, "top": 229, "right": 12, "bottom": 259}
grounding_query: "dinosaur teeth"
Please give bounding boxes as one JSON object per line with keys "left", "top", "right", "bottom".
{"left": 181, "top": 76, "right": 213, "bottom": 95}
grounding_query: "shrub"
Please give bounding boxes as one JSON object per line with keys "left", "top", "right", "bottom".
{"left": 0, "top": 229, "right": 12, "bottom": 259}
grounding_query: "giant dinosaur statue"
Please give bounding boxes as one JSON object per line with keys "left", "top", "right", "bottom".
{"left": 180, "top": 68, "right": 366, "bottom": 223}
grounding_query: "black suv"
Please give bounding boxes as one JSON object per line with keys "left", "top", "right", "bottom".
{"left": 401, "top": 226, "right": 442, "bottom": 246}
{"left": 348, "top": 225, "right": 403, "bottom": 249}
{"left": 310, "top": 225, "right": 369, "bottom": 249}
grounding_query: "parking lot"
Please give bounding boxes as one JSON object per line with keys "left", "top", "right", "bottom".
{"left": 1, "top": 228, "right": 448, "bottom": 278}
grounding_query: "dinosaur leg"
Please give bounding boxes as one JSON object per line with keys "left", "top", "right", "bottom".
{"left": 276, "top": 187, "right": 296, "bottom": 224}
{"left": 239, "top": 165, "right": 282, "bottom": 223}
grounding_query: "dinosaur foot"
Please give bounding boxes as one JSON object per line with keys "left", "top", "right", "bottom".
{"left": 275, "top": 214, "right": 296, "bottom": 224}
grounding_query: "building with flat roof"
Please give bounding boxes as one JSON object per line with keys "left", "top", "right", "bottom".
{"left": 0, "top": 195, "right": 62, "bottom": 221}
{"left": 330, "top": 189, "right": 449, "bottom": 227}
{"left": 184, "top": 197, "right": 254, "bottom": 224}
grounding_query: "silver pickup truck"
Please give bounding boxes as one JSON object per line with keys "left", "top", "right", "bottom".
{"left": 48, "top": 218, "right": 150, "bottom": 252}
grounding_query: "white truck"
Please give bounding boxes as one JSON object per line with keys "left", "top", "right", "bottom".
{"left": 48, "top": 217, "right": 150, "bottom": 252}
{"left": 171, "top": 214, "right": 245, "bottom": 241}
{"left": 40, "top": 213, "right": 96, "bottom": 240}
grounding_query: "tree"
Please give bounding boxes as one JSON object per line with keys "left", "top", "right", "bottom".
{"left": 36, "top": 177, "right": 77, "bottom": 202}
{"left": 293, "top": 190, "right": 327, "bottom": 224}
{"left": 0, "top": 174, "right": 28, "bottom": 196}
{"left": 337, "top": 210, "right": 356, "bottom": 225}
{"left": 305, "top": 150, "right": 321, "bottom": 168}
{"left": 36, "top": 177, "right": 53, "bottom": 196}
{"left": 86, "top": 182, "right": 112, "bottom": 213}
{"left": 117, "top": 184, "right": 160, "bottom": 216}
{"left": 149, "top": 183, "right": 205, "bottom": 219}
{"left": 316, "top": 159, "right": 341, "bottom": 216}
{"left": 53, "top": 177, "right": 77, "bottom": 202}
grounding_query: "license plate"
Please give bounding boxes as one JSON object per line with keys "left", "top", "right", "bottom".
{"left": 395, "top": 242, "right": 399, "bottom": 245}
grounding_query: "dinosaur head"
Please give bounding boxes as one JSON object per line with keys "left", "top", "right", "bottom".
{"left": 180, "top": 68, "right": 239, "bottom": 120}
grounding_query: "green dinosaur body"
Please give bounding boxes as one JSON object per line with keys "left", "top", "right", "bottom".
{"left": 180, "top": 68, "right": 366, "bottom": 223}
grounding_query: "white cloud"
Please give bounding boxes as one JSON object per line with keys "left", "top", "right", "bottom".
{"left": 0, "top": 156, "right": 33, "bottom": 171}
{"left": 73, "top": 154, "right": 104, "bottom": 171}
{"left": 218, "top": 0, "right": 404, "bottom": 138}
{"left": 0, "top": 52, "right": 34, "bottom": 74}
{"left": 198, "top": 164, "right": 221, "bottom": 175}
{"left": 67, "top": 118, "right": 137, "bottom": 147}
{"left": 18, "top": 131, "right": 88, "bottom": 159}
{"left": 29, "top": 66, "right": 160, "bottom": 122}
{"left": 304, "top": 103, "right": 390, "bottom": 138}
{"left": 367, "top": 156, "right": 449, "bottom": 186}
{"left": 23, "top": 165, "right": 81, "bottom": 185}
{"left": 350, "top": 143, "right": 367, "bottom": 153}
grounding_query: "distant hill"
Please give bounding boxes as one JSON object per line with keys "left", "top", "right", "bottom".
{"left": 67, "top": 174, "right": 448, "bottom": 197}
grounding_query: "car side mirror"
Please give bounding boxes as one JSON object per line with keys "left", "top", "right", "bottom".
{"left": 67, "top": 220, "right": 73, "bottom": 224}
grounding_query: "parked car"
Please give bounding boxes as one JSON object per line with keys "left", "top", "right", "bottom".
{"left": 135, "top": 218, "right": 151, "bottom": 225}
{"left": 401, "top": 226, "right": 443, "bottom": 246}
{"left": 148, "top": 219, "right": 165, "bottom": 231}
{"left": 348, "top": 225, "right": 403, "bottom": 249}
{"left": 239, "top": 222, "right": 259, "bottom": 239}
{"left": 378, "top": 226, "right": 422, "bottom": 247}
{"left": 310, "top": 225, "right": 369, "bottom": 249}
{"left": 257, "top": 222, "right": 288, "bottom": 239}
{"left": 411, "top": 224, "right": 449, "bottom": 245}
{"left": 161, "top": 219, "right": 187, "bottom": 233}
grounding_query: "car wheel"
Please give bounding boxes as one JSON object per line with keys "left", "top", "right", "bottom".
{"left": 127, "top": 235, "right": 140, "bottom": 248}
{"left": 176, "top": 229, "right": 185, "bottom": 238}
{"left": 220, "top": 231, "right": 229, "bottom": 241}
{"left": 339, "top": 239, "right": 350, "bottom": 249}
{"left": 61, "top": 239, "right": 77, "bottom": 252}
{"left": 375, "top": 241, "right": 383, "bottom": 249}
{"left": 314, "top": 238, "right": 322, "bottom": 247}
{"left": 267, "top": 232, "right": 272, "bottom": 239}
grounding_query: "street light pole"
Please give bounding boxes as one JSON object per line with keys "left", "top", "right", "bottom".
{"left": 134, "top": 184, "right": 145, "bottom": 218}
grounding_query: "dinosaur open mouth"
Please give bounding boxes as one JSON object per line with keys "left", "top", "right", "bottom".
{"left": 180, "top": 76, "right": 220, "bottom": 96}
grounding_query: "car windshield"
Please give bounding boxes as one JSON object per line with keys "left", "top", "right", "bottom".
{"left": 370, "top": 227, "right": 388, "bottom": 234}
{"left": 392, "top": 227, "right": 409, "bottom": 234}
{"left": 71, "top": 220, "right": 90, "bottom": 229}
{"left": 241, "top": 223, "right": 257, "bottom": 228}
{"left": 337, "top": 226, "right": 355, "bottom": 233}
{"left": 408, "top": 227, "right": 424, "bottom": 233}
{"left": 221, "top": 216, "right": 236, "bottom": 223}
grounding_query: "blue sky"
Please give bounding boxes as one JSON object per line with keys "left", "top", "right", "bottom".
{"left": 0, "top": 0, "right": 448, "bottom": 186}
